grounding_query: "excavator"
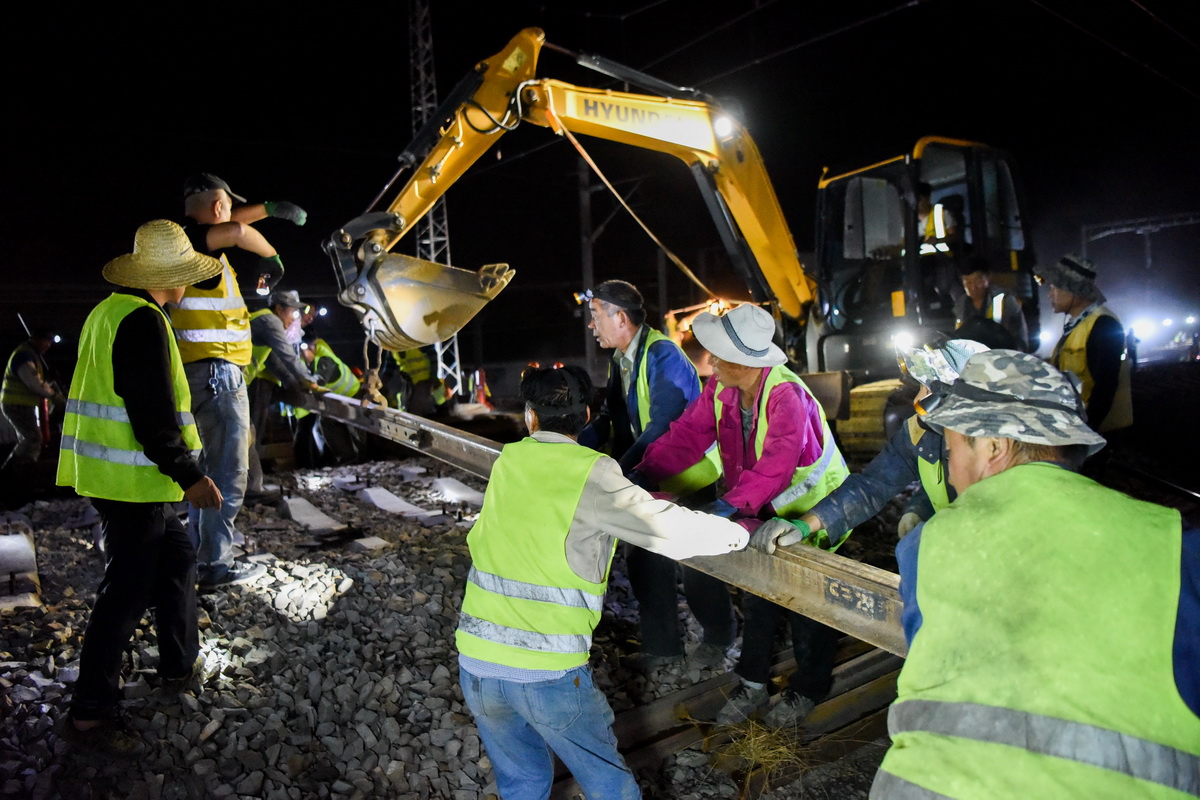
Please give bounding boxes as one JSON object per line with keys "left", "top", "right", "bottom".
{"left": 324, "top": 27, "right": 1038, "bottom": 455}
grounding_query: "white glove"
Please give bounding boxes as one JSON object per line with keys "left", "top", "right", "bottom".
{"left": 748, "top": 518, "right": 812, "bottom": 555}
{"left": 897, "top": 511, "right": 923, "bottom": 539}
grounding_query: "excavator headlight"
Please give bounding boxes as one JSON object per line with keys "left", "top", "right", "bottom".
{"left": 713, "top": 116, "right": 735, "bottom": 140}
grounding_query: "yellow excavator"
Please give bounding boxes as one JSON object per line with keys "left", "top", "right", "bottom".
{"left": 325, "top": 28, "right": 1039, "bottom": 454}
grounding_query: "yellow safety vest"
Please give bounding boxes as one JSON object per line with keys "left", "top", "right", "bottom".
{"left": 313, "top": 339, "right": 360, "bottom": 397}
{"left": 243, "top": 308, "right": 280, "bottom": 386}
{"left": 714, "top": 365, "right": 850, "bottom": 548}
{"left": 1, "top": 343, "right": 45, "bottom": 407}
{"left": 169, "top": 256, "right": 252, "bottom": 366}
{"left": 456, "top": 437, "right": 612, "bottom": 670}
{"left": 875, "top": 463, "right": 1200, "bottom": 799}
{"left": 57, "top": 294, "right": 201, "bottom": 502}
{"left": 906, "top": 416, "right": 950, "bottom": 512}
{"left": 1051, "top": 305, "right": 1133, "bottom": 432}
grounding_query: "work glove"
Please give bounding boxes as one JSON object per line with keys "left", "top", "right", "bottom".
{"left": 264, "top": 200, "right": 307, "bottom": 226}
{"left": 897, "top": 511, "right": 923, "bottom": 539}
{"left": 257, "top": 255, "right": 285, "bottom": 290}
{"left": 748, "top": 518, "right": 812, "bottom": 555}
{"left": 697, "top": 498, "right": 737, "bottom": 518}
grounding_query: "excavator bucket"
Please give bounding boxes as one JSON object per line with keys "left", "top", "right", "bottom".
{"left": 326, "top": 212, "right": 515, "bottom": 352}
{"left": 340, "top": 254, "right": 514, "bottom": 352}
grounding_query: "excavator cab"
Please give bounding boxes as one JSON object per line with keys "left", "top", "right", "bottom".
{"left": 811, "top": 137, "right": 1037, "bottom": 380}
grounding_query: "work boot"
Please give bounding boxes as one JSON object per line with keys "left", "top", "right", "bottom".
{"left": 198, "top": 561, "right": 266, "bottom": 589}
{"left": 58, "top": 714, "right": 146, "bottom": 758}
{"left": 687, "top": 643, "right": 729, "bottom": 671}
{"left": 160, "top": 653, "right": 206, "bottom": 692}
{"left": 762, "top": 689, "right": 816, "bottom": 728}
{"left": 715, "top": 682, "right": 769, "bottom": 724}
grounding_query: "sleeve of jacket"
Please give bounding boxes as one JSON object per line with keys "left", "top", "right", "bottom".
{"left": 635, "top": 376, "right": 718, "bottom": 485}
{"left": 586, "top": 455, "right": 747, "bottom": 560}
{"left": 619, "top": 340, "right": 699, "bottom": 472}
{"left": 112, "top": 306, "right": 205, "bottom": 490}
{"left": 722, "top": 381, "right": 815, "bottom": 515}
{"left": 253, "top": 313, "right": 316, "bottom": 389}
{"left": 1084, "top": 314, "right": 1124, "bottom": 428}
{"left": 807, "top": 423, "right": 923, "bottom": 541}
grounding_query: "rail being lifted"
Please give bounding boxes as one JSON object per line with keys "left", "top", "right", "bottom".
{"left": 301, "top": 391, "right": 908, "bottom": 656}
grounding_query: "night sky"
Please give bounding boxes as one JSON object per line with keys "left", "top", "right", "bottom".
{"left": 5, "top": 0, "right": 1198, "bottom": 376}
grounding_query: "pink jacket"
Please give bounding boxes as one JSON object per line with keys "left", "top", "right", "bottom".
{"left": 636, "top": 366, "right": 826, "bottom": 519}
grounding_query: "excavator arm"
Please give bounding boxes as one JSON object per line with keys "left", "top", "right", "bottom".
{"left": 326, "top": 27, "right": 815, "bottom": 351}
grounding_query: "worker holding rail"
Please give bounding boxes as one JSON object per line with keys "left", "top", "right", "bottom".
{"left": 864, "top": 350, "right": 1199, "bottom": 798}
{"left": 631, "top": 303, "right": 851, "bottom": 728}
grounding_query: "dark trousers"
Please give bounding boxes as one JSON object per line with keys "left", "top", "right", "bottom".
{"left": 735, "top": 592, "right": 839, "bottom": 701}
{"left": 71, "top": 499, "right": 198, "bottom": 720}
{"left": 626, "top": 545, "right": 736, "bottom": 658}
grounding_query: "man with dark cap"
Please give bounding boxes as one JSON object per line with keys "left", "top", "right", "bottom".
{"left": 868, "top": 350, "right": 1198, "bottom": 798}
{"left": 57, "top": 220, "right": 224, "bottom": 755}
{"left": 577, "top": 279, "right": 729, "bottom": 673}
{"left": 456, "top": 365, "right": 748, "bottom": 799}
{"left": 172, "top": 173, "right": 305, "bottom": 587}
{"left": 1038, "top": 254, "right": 1132, "bottom": 435}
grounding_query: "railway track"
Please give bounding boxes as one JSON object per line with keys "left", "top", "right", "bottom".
{"left": 299, "top": 392, "right": 908, "bottom": 795}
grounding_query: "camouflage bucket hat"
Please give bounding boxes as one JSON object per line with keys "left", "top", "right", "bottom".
{"left": 921, "top": 349, "right": 1106, "bottom": 456}
{"left": 1035, "top": 254, "right": 1106, "bottom": 304}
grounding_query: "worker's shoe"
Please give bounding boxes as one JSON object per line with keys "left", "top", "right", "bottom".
{"left": 198, "top": 561, "right": 266, "bottom": 589}
{"left": 58, "top": 714, "right": 146, "bottom": 758}
{"left": 687, "top": 643, "right": 729, "bottom": 671}
{"left": 716, "top": 682, "right": 769, "bottom": 725}
{"left": 762, "top": 690, "right": 817, "bottom": 728}
{"left": 159, "top": 653, "right": 206, "bottom": 692}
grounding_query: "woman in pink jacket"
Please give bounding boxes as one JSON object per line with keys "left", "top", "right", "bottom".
{"left": 633, "top": 303, "right": 849, "bottom": 728}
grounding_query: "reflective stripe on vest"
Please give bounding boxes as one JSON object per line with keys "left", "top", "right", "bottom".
{"left": 713, "top": 365, "right": 850, "bottom": 538}
{"left": 57, "top": 294, "right": 200, "bottom": 502}
{"left": 1051, "top": 305, "right": 1133, "bottom": 432}
{"left": 457, "top": 612, "right": 592, "bottom": 655}
{"left": 990, "top": 292, "right": 1005, "bottom": 321}
{"left": 169, "top": 258, "right": 252, "bottom": 365}
{"left": 468, "top": 566, "right": 604, "bottom": 613}
{"left": 886, "top": 699, "right": 1200, "bottom": 797}
{"left": 631, "top": 328, "right": 719, "bottom": 496}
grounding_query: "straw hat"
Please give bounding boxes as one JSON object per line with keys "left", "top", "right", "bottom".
{"left": 691, "top": 303, "right": 786, "bottom": 367}
{"left": 102, "top": 220, "right": 223, "bottom": 290}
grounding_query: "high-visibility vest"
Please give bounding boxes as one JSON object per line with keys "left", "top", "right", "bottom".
{"left": 874, "top": 462, "right": 1200, "bottom": 799}
{"left": 169, "top": 257, "right": 252, "bottom": 366}
{"left": 456, "top": 437, "right": 611, "bottom": 671}
{"left": 243, "top": 308, "right": 279, "bottom": 385}
{"left": 714, "top": 365, "right": 850, "bottom": 547}
{"left": 630, "top": 328, "right": 720, "bottom": 496}
{"left": 57, "top": 294, "right": 200, "bottom": 502}
{"left": 1, "top": 343, "right": 46, "bottom": 407}
{"left": 1051, "top": 305, "right": 1133, "bottom": 432}
{"left": 393, "top": 348, "right": 432, "bottom": 383}
{"left": 906, "top": 416, "right": 951, "bottom": 512}
{"left": 313, "top": 339, "right": 360, "bottom": 397}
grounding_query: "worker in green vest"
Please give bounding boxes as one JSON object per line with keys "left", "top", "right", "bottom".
{"left": 757, "top": 338, "right": 988, "bottom": 548}
{"left": 1, "top": 330, "right": 63, "bottom": 472}
{"left": 56, "top": 220, "right": 224, "bottom": 756}
{"left": 868, "top": 349, "right": 1200, "bottom": 798}
{"left": 578, "top": 279, "right": 727, "bottom": 674}
{"left": 456, "top": 365, "right": 748, "bottom": 798}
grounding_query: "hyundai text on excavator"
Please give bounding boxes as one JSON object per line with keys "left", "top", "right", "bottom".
{"left": 324, "top": 27, "right": 1039, "bottom": 456}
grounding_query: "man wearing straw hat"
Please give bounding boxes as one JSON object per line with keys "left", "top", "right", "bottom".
{"left": 869, "top": 349, "right": 1199, "bottom": 798}
{"left": 1037, "top": 253, "right": 1132, "bottom": 435}
{"left": 172, "top": 173, "right": 304, "bottom": 587}
{"left": 57, "top": 220, "right": 224, "bottom": 755}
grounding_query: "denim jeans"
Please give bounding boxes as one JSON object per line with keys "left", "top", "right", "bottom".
{"left": 184, "top": 360, "right": 249, "bottom": 582}
{"left": 460, "top": 665, "right": 640, "bottom": 800}
{"left": 72, "top": 499, "right": 198, "bottom": 719}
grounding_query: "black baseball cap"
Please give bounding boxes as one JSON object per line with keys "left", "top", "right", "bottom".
{"left": 182, "top": 173, "right": 247, "bottom": 203}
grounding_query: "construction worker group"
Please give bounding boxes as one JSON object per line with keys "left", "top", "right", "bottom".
{"left": 14, "top": 172, "right": 1196, "bottom": 799}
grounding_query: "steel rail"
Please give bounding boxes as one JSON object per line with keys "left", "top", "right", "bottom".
{"left": 300, "top": 392, "right": 908, "bottom": 655}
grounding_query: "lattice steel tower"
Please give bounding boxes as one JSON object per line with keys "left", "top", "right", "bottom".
{"left": 409, "top": 0, "right": 463, "bottom": 395}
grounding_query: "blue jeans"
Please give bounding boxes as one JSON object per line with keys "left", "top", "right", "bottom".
{"left": 460, "top": 665, "right": 640, "bottom": 800}
{"left": 184, "top": 360, "right": 249, "bottom": 581}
